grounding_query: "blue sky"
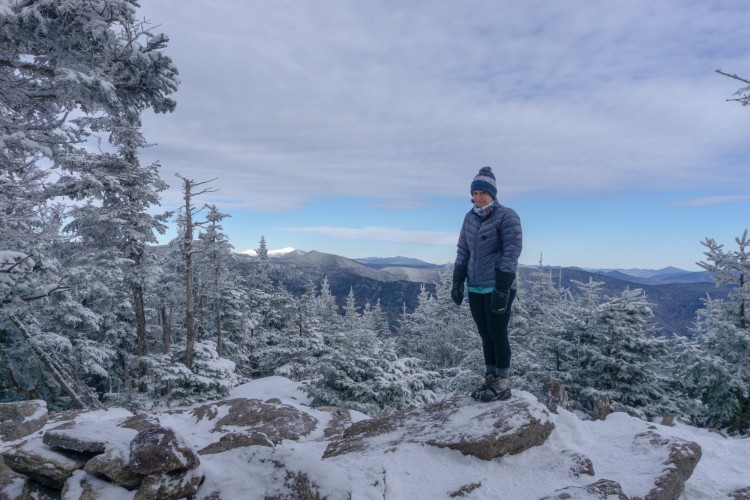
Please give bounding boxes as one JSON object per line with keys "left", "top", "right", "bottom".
{"left": 136, "top": 1, "right": 750, "bottom": 270}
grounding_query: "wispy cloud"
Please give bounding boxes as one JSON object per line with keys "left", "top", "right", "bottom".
{"left": 137, "top": 0, "right": 750, "bottom": 212}
{"left": 669, "top": 195, "right": 750, "bottom": 207}
{"left": 281, "top": 226, "right": 458, "bottom": 246}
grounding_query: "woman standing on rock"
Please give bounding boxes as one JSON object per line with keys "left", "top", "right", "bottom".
{"left": 451, "top": 166, "right": 522, "bottom": 402}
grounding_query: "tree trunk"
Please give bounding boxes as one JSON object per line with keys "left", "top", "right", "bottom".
{"left": 183, "top": 181, "right": 196, "bottom": 370}
{"left": 10, "top": 315, "right": 86, "bottom": 409}
{"left": 185, "top": 250, "right": 195, "bottom": 370}
{"left": 197, "top": 294, "right": 205, "bottom": 341}
{"left": 133, "top": 286, "right": 148, "bottom": 393}
{"left": 213, "top": 264, "right": 223, "bottom": 356}
{"left": 740, "top": 272, "right": 746, "bottom": 329}
{"left": 160, "top": 305, "right": 170, "bottom": 354}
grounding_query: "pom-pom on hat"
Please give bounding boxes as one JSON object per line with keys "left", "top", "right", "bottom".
{"left": 470, "top": 166, "right": 497, "bottom": 199}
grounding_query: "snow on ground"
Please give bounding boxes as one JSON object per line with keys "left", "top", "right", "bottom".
{"left": 2, "top": 377, "right": 749, "bottom": 499}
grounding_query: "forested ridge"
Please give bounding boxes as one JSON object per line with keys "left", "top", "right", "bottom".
{"left": 2, "top": 1, "right": 749, "bottom": 436}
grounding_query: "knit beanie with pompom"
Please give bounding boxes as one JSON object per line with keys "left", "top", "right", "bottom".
{"left": 470, "top": 166, "right": 497, "bottom": 199}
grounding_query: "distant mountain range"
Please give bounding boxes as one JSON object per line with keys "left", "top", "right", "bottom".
{"left": 230, "top": 249, "right": 728, "bottom": 336}
{"left": 586, "top": 266, "right": 712, "bottom": 285}
{"left": 353, "top": 256, "right": 443, "bottom": 270}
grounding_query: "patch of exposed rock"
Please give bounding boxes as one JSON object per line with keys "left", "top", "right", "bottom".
{"left": 3, "top": 437, "right": 87, "bottom": 490}
{"left": 182, "top": 398, "right": 318, "bottom": 454}
{"left": 2, "top": 414, "right": 203, "bottom": 499}
{"left": 324, "top": 393, "right": 554, "bottom": 461}
{"left": 0, "top": 400, "right": 48, "bottom": 442}
{"left": 129, "top": 427, "right": 200, "bottom": 475}
{"left": 539, "top": 478, "right": 629, "bottom": 499}
{"left": 633, "top": 429, "right": 702, "bottom": 500}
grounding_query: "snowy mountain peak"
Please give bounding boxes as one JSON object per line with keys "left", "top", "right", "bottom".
{"left": 240, "top": 247, "right": 303, "bottom": 257}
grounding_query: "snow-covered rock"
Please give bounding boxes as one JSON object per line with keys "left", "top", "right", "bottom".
{"left": 323, "top": 392, "right": 554, "bottom": 461}
{"left": 0, "top": 400, "right": 48, "bottom": 442}
{"left": 0, "top": 377, "right": 736, "bottom": 499}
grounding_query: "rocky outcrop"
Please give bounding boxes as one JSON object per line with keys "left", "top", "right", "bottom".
{"left": 0, "top": 390, "right": 709, "bottom": 499}
{"left": 539, "top": 478, "right": 629, "bottom": 499}
{"left": 186, "top": 398, "right": 318, "bottom": 454}
{"left": 562, "top": 449, "right": 595, "bottom": 478}
{"left": 3, "top": 437, "right": 87, "bottom": 489}
{"left": 324, "top": 394, "right": 554, "bottom": 460}
{"left": 0, "top": 400, "right": 48, "bottom": 442}
{"left": 84, "top": 448, "right": 142, "bottom": 489}
{"left": 633, "top": 429, "right": 702, "bottom": 500}
{"left": 129, "top": 427, "right": 200, "bottom": 475}
{"left": 0, "top": 460, "right": 24, "bottom": 500}
{"left": 134, "top": 467, "right": 204, "bottom": 500}
{"left": 1, "top": 414, "right": 203, "bottom": 499}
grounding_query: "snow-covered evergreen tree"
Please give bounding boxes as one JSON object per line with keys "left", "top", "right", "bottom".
{"left": 679, "top": 295, "right": 750, "bottom": 433}
{"left": 1, "top": 0, "right": 177, "bottom": 406}
{"left": 511, "top": 257, "right": 571, "bottom": 395}
{"left": 699, "top": 230, "right": 750, "bottom": 329}
{"left": 196, "top": 205, "right": 233, "bottom": 356}
{"left": 307, "top": 291, "right": 438, "bottom": 416}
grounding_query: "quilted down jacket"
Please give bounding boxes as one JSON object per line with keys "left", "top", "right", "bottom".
{"left": 454, "top": 203, "right": 522, "bottom": 289}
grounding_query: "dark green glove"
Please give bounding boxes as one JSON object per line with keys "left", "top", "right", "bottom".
{"left": 491, "top": 270, "right": 516, "bottom": 314}
{"left": 451, "top": 264, "right": 467, "bottom": 306}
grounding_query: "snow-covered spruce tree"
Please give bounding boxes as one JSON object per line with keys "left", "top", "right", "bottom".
{"left": 191, "top": 209, "right": 254, "bottom": 376}
{"left": 511, "top": 257, "right": 573, "bottom": 396}
{"left": 396, "top": 266, "right": 478, "bottom": 391}
{"left": 175, "top": 175, "right": 216, "bottom": 371}
{"left": 1, "top": 0, "right": 177, "bottom": 406}
{"left": 245, "top": 236, "right": 279, "bottom": 331}
{"left": 306, "top": 292, "right": 438, "bottom": 416}
{"left": 196, "top": 205, "right": 233, "bottom": 356}
{"left": 680, "top": 230, "right": 750, "bottom": 433}
{"left": 573, "top": 288, "right": 676, "bottom": 419}
{"left": 679, "top": 295, "right": 750, "bottom": 433}
{"left": 252, "top": 278, "right": 326, "bottom": 380}
{"left": 698, "top": 230, "right": 750, "bottom": 329}
{"left": 361, "top": 299, "right": 391, "bottom": 339}
{"left": 59, "top": 155, "right": 171, "bottom": 394}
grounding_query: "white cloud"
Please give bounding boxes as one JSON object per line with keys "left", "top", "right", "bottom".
{"left": 137, "top": 0, "right": 750, "bottom": 212}
{"left": 669, "top": 195, "right": 750, "bottom": 207}
{"left": 281, "top": 226, "right": 458, "bottom": 246}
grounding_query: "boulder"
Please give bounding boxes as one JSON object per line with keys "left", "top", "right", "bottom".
{"left": 561, "top": 449, "right": 595, "bottom": 478}
{"left": 0, "top": 460, "right": 24, "bottom": 500}
{"left": 42, "top": 419, "right": 137, "bottom": 456}
{"left": 129, "top": 427, "right": 200, "bottom": 476}
{"left": 187, "top": 398, "right": 318, "bottom": 454}
{"left": 133, "top": 467, "right": 203, "bottom": 500}
{"left": 324, "top": 393, "right": 554, "bottom": 461}
{"left": 198, "top": 432, "right": 274, "bottom": 455}
{"left": 63, "top": 469, "right": 139, "bottom": 500}
{"left": 2, "top": 437, "right": 86, "bottom": 490}
{"left": 538, "top": 478, "right": 628, "bottom": 499}
{"left": 633, "top": 430, "right": 701, "bottom": 500}
{"left": 84, "top": 448, "right": 143, "bottom": 489}
{"left": 118, "top": 413, "right": 160, "bottom": 432}
{"left": 20, "top": 479, "right": 60, "bottom": 499}
{"left": 730, "top": 486, "right": 750, "bottom": 499}
{"left": 0, "top": 400, "right": 48, "bottom": 442}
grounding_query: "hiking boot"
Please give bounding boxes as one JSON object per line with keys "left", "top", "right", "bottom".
{"left": 470, "top": 373, "right": 493, "bottom": 400}
{"left": 472, "top": 375, "right": 511, "bottom": 402}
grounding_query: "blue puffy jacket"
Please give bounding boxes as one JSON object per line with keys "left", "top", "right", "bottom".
{"left": 454, "top": 203, "right": 522, "bottom": 288}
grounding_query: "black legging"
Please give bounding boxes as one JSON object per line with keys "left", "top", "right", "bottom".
{"left": 468, "top": 289, "right": 516, "bottom": 373}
